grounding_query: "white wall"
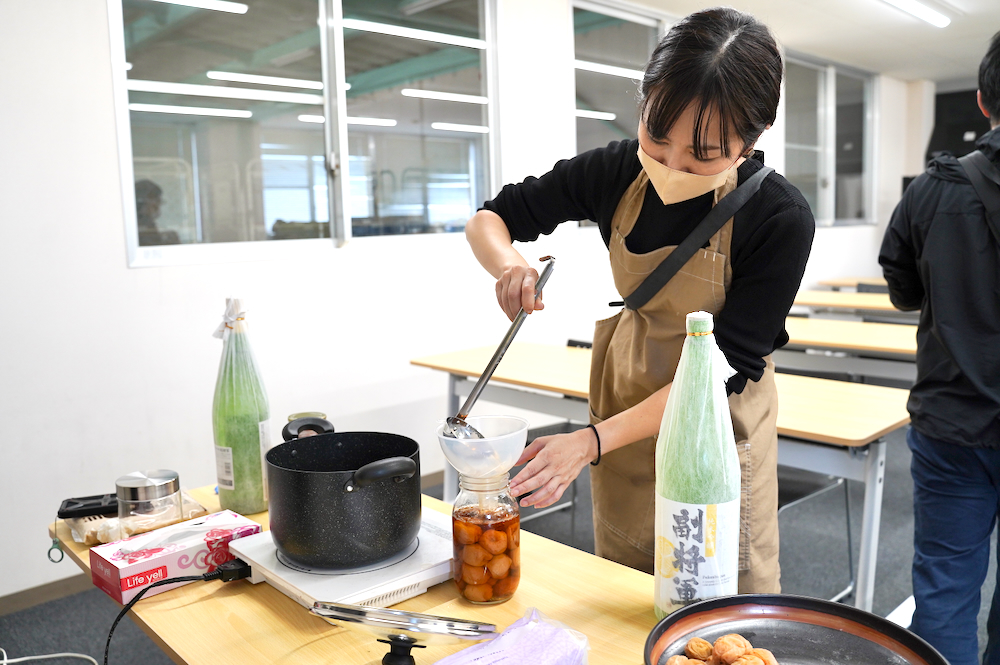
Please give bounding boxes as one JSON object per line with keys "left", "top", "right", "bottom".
{"left": 905, "top": 80, "right": 936, "bottom": 177}
{"left": 0, "top": 0, "right": 933, "bottom": 599}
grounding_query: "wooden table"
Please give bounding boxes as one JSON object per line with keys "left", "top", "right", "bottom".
{"left": 411, "top": 343, "right": 911, "bottom": 613}
{"left": 51, "top": 487, "right": 658, "bottom": 665}
{"left": 818, "top": 277, "right": 888, "bottom": 291}
{"left": 794, "top": 290, "right": 900, "bottom": 313}
{"left": 780, "top": 317, "right": 917, "bottom": 385}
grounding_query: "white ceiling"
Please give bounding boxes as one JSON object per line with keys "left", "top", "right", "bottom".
{"left": 638, "top": 0, "right": 1000, "bottom": 84}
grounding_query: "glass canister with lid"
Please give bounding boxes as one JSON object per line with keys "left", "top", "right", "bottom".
{"left": 116, "top": 469, "right": 183, "bottom": 540}
{"left": 452, "top": 473, "right": 520, "bottom": 604}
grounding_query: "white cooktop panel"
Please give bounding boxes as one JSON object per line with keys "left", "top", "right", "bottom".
{"left": 229, "top": 507, "right": 454, "bottom": 608}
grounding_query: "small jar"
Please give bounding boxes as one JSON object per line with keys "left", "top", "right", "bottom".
{"left": 116, "top": 469, "right": 182, "bottom": 540}
{"left": 287, "top": 412, "right": 327, "bottom": 422}
{"left": 452, "top": 473, "right": 520, "bottom": 604}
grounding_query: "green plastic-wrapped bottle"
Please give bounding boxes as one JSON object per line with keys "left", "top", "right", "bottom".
{"left": 212, "top": 297, "right": 271, "bottom": 515}
{"left": 653, "top": 311, "right": 741, "bottom": 618}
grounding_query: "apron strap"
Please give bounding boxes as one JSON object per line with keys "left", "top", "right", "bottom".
{"left": 623, "top": 165, "right": 774, "bottom": 311}
{"left": 958, "top": 151, "right": 1000, "bottom": 247}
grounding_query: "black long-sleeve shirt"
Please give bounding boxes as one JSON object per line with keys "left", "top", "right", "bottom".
{"left": 482, "top": 139, "right": 815, "bottom": 393}
{"left": 879, "top": 127, "right": 1000, "bottom": 448}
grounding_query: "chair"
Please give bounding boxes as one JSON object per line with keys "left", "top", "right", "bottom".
{"left": 777, "top": 464, "right": 855, "bottom": 602}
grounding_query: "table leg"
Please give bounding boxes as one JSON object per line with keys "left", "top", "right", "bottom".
{"left": 854, "top": 437, "right": 887, "bottom": 613}
{"left": 444, "top": 374, "right": 461, "bottom": 503}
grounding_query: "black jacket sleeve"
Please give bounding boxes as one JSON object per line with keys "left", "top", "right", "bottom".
{"left": 481, "top": 142, "right": 633, "bottom": 245}
{"left": 879, "top": 180, "right": 925, "bottom": 311}
{"left": 718, "top": 202, "right": 815, "bottom": 394}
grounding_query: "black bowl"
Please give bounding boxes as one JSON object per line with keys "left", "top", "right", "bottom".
{"left": 645, "top": 594, "right": 949, "bottom": 665}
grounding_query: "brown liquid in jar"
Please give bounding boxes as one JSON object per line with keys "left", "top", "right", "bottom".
{"left": 452, "top": 505, "right": 520, "bottom": 604}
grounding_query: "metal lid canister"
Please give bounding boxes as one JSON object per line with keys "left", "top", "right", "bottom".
{"left": 115, "top": 469, "right": 181, "bottom": 502}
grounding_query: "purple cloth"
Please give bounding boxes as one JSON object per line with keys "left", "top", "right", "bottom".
{"left": 434, "top": 608, "right": 588, "bottom": 664}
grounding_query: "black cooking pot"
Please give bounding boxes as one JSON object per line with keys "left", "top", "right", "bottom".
{"left": 266, "top": 419, "right": 421, "bottom": 570}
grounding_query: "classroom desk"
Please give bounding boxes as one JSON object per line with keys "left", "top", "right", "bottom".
{"left": 794, "top": 289, "right": 899, "bottom": 313}
{"left": 818, "top": 277, "right": 888, "bottom": 291}
{"left": 50, "top": 487, "right": 658, "bottom": 665}
{"left": 779, "top": 316, "right": 917, "bottom": 385}
{"left": 411, "top": 343, "right": 911, "bottom": 613}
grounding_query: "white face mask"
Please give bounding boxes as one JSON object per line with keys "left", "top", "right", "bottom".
{"left": 637, "top": 144, "right": 738, "bottom": 206}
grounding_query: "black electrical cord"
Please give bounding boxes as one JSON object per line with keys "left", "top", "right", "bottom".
{"left": 103, "top": 558, "right": 251, "bottom": 665}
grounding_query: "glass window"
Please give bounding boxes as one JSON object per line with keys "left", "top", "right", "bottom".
{"left": 341, "top": 0, "right": 490, "bottom": 236}
{"left": 572, "top": 7, "right": 660, "bottom": 155}
{"left": 835, "top": 72, "right": 867, "bottom": 222}
{"left": 118, "top": 0, "right": 492, "bottom": 256}
{"left": 123, "top": 0, "right": 327, "bottom": 246}
{"left": 784, "top": 62, "right": 826, "bottom": 219}
{"left": 784, "top": 59, "right": 872, "bottom": 226}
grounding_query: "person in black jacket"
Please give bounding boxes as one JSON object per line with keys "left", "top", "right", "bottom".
{"left": 879, "top": 31, "right": 1000, "bottom": 665}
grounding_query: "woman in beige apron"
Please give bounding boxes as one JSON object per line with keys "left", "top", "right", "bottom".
{"left": 587, "top": 165, "right": 780, "bottom": 592}
{"left": 465, "top": 8, "right": 811, "bottom": 595}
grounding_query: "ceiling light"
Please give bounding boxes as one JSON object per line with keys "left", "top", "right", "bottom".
{"left": 207, "top": 71, "right": 323, "bottom": 89}
{"left": 574, "top": 59, "right": 644, "bottom": 81}
{"left": 400, "top": 0, "right": 454, "bottom": 15}
{"left": 147, "top": 0, "right": 248, "bottom": 14}
{"left": 341, "top": 18, "right": 486, "bottom": 50}
{"left": 879, "top": 0, "right": 950, "bottom": 27}
{"left": 127, "top": 79, "right": 323, "bottom": 105}
{"left": 575, "top": 109, "right": 617, "bottom": 121}
{"left": 298, "top": 115, "right": 399, "bottom": 126}
{"left": 347, "top": 116, "right": 398, "bottom": 127}
{"left": 401, "top": 88, "right": 488, "bottom": 104}
{"left": 431, "top": 122, "right": 489, "bottom": 134}
{"left": 129, "top": 103, "right": 252, "bottom": 118}
{"left": 125, "top": 62, "right": 133, "bottom": 71}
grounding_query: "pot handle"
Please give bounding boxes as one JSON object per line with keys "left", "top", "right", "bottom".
{"left": 282, "top": 417, "right": 335, "bottom": 441}
{"left": 345, "top": 457, "right": 417, "bottom": 492}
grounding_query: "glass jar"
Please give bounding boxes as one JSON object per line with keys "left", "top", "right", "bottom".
{"left": 452, "top": 473, "right": 520, "bottom": 604}
{"left": 116, "top": 469, "right": 182, "bottom": 540}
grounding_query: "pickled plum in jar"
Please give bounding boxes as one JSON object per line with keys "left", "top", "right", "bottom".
{"left": 452, "top": 504, "right": 520, "bottom": 604}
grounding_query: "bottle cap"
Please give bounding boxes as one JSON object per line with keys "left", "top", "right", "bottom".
{"left": 686, "top": 311, "right": 714, "bottom": 334}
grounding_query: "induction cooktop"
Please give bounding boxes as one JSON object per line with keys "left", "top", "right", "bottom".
{"left": 228, "top": 507, "right": 454, "bottom": 608}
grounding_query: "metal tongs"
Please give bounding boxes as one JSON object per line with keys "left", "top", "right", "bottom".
{"left": 443, "top": 256, "right": 556, "bottom": 440}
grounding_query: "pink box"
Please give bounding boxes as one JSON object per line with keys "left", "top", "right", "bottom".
{"left": 89, "top": 510, "right": 261, "bottom": 604}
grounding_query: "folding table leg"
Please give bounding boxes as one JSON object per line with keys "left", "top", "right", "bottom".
{"left": 854, "top": 438, "right": 887, "bottom": 612}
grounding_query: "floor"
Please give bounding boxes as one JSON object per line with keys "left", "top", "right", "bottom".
{"left": 1, "top": 426, "right": 996, "bottom": 664}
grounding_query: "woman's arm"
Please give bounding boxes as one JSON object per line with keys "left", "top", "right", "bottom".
{"left": 508, "top": 381, "right": 672, "bottom": 508}
{"left": 465, "top": 210, "right": 546, "bottom": 321}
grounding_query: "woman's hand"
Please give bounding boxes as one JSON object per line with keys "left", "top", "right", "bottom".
{"left": 495, "top": 264, "right": 544, "bottom": 322}
{"left": 509, "top": 427, "right": 598, "bottom": 508}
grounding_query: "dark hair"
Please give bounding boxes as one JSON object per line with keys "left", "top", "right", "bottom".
{"left": 135, "top": 179, "right": 162, "bottom": 203}
{"left": 980, "top": 30, "right": 1000, "bottom": 122}
{"left": 639, "top": 7, "right": 783, "bottom": 160}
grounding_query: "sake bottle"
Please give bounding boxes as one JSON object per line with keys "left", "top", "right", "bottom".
{"left": 212, "top": 297, "right": 271, "bottom": 515}
{"left": 653, "top": 311, "right": 741, "bottom": 618}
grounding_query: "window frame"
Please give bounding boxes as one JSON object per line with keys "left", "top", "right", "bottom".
{"left": 785, "top": 53, "right": 877, "bottom": 227}
{"left": 570, "top": 0, "right": 672, "bottom": 158}
{"left": 107, "top": 0, "right": 498, "bottom": 268}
